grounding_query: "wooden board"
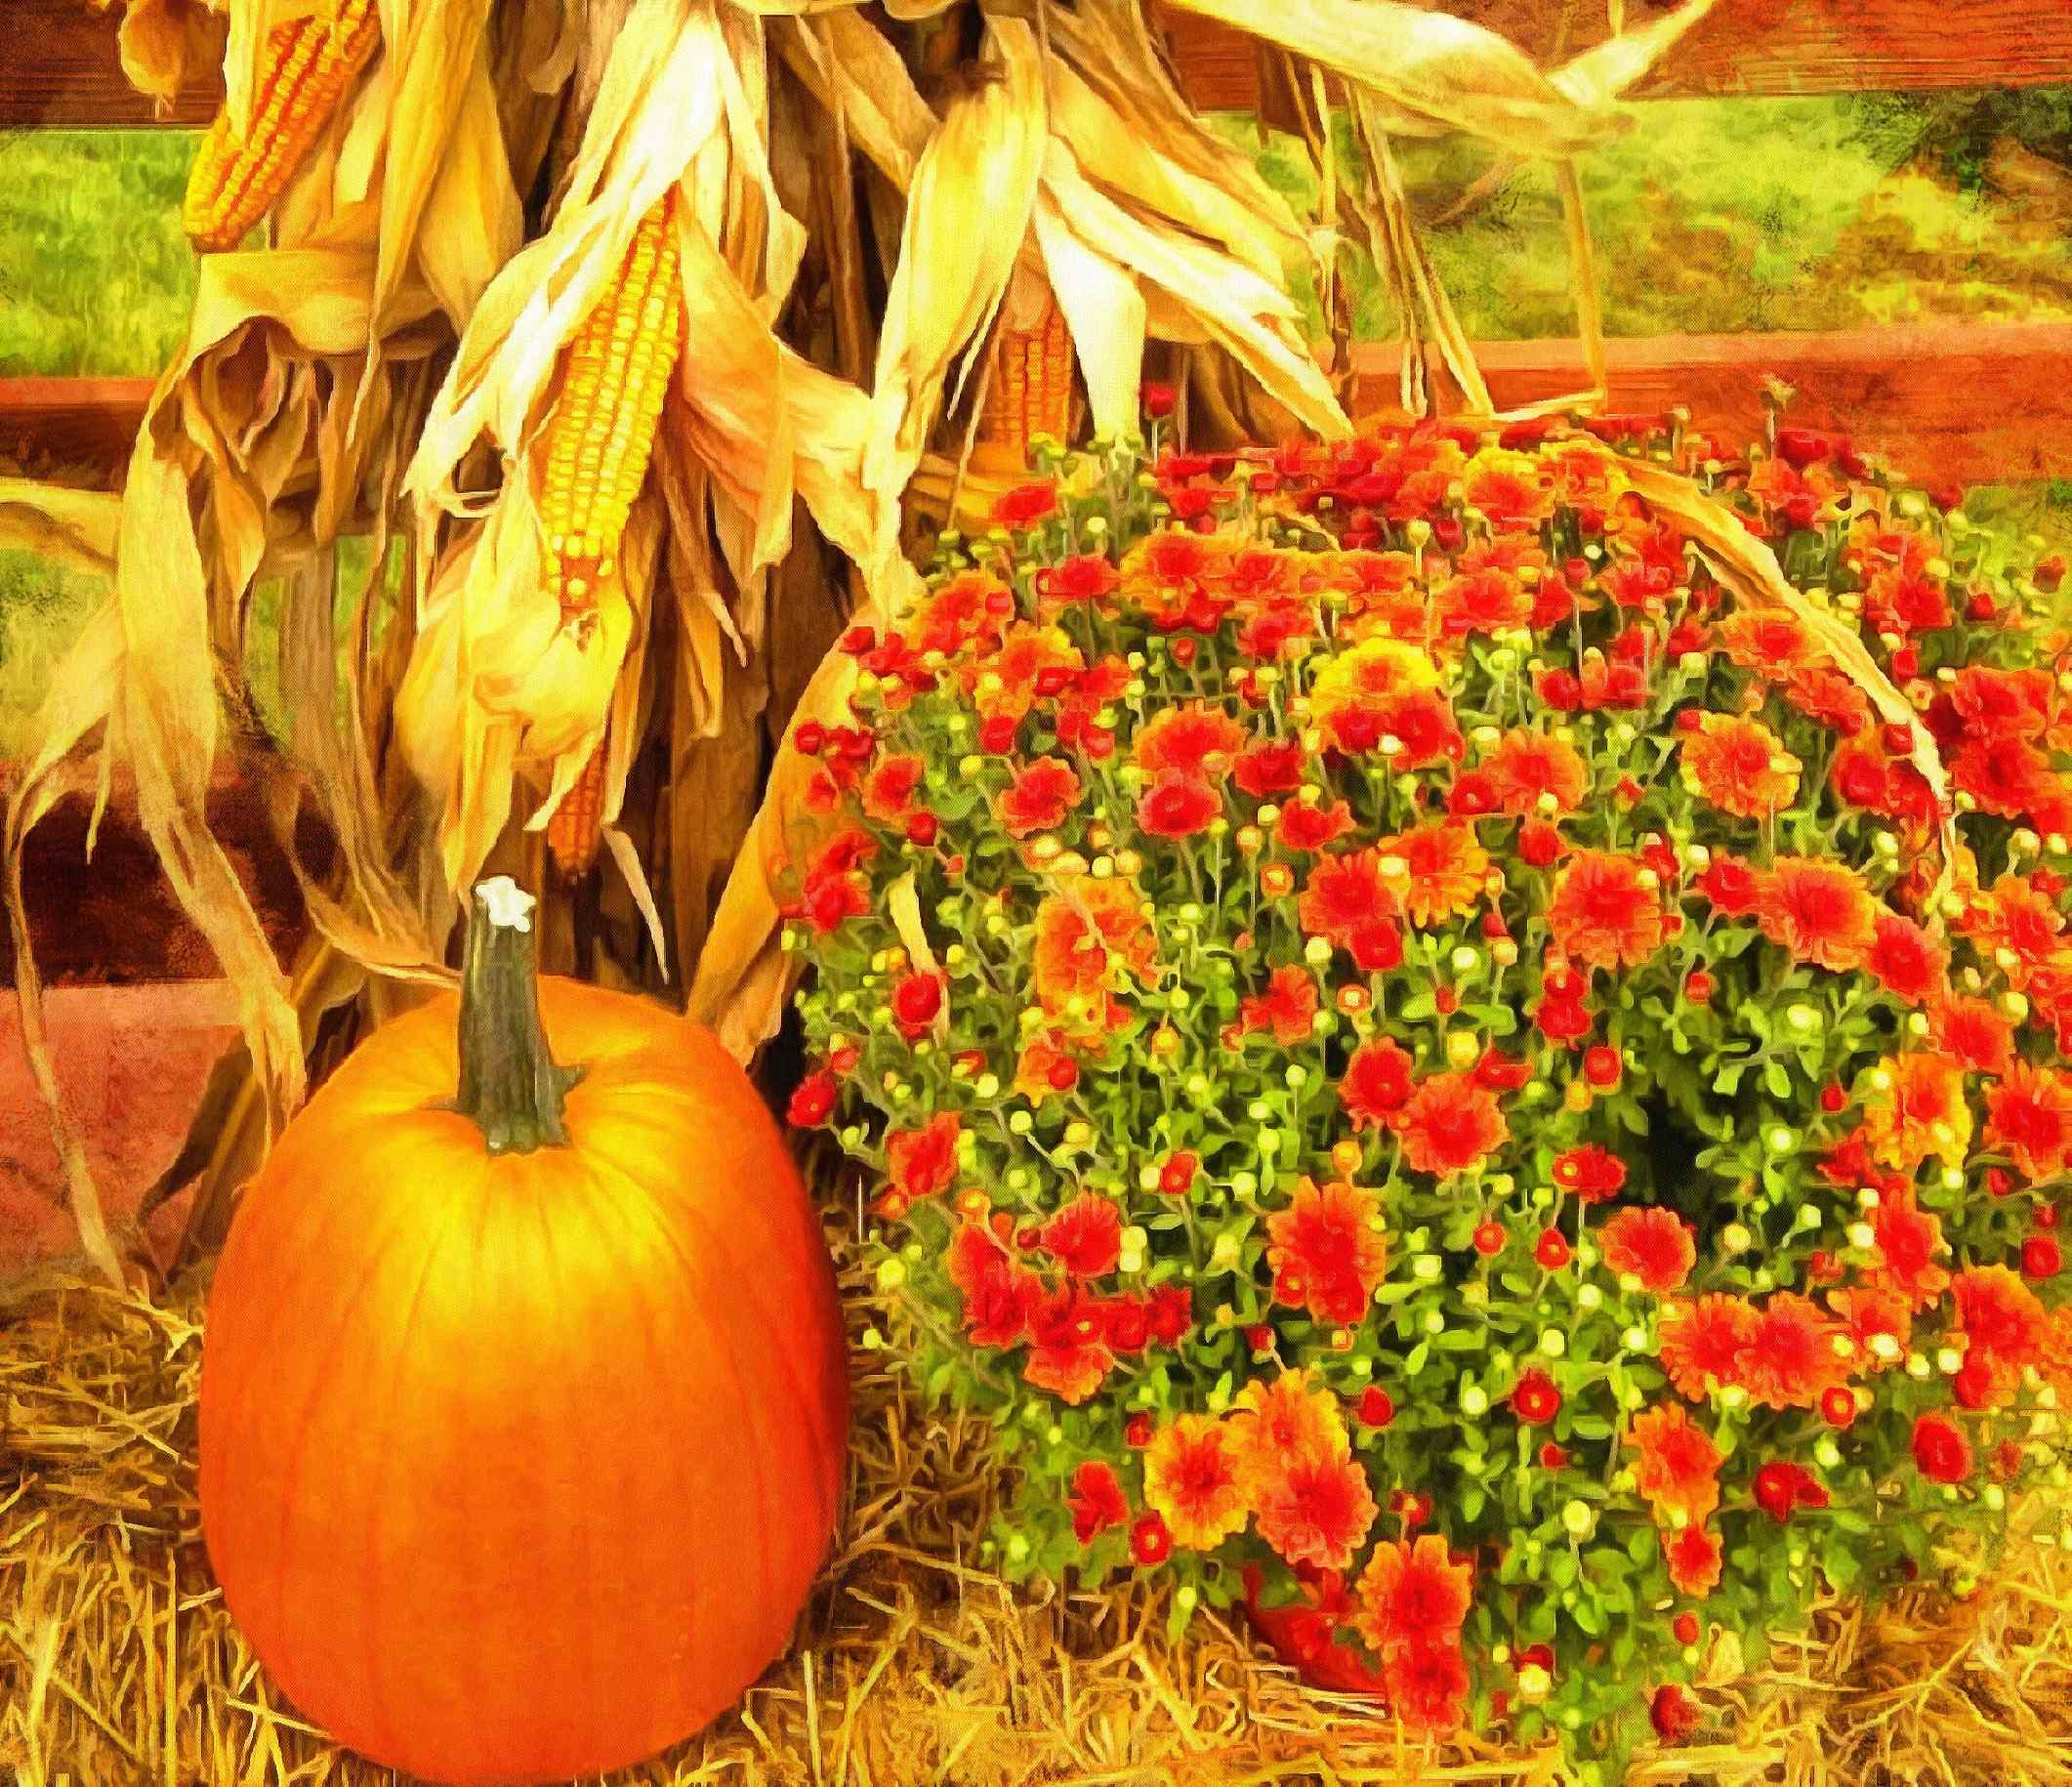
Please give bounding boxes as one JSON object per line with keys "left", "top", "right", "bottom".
{"left": 0, "top": 0, "right": 220, "bottom": 129}
{"left": 0, "top": 378, "right": 150, "bottom": 478}
{"left": 1151, "top": 0, "right": 2072, "bottom": 111}
{"left": 1347, "top": 320, "right": 2072, "bottom": 487}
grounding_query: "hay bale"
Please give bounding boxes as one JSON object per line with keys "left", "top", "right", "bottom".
{"left": 5, "top": 1240, "right": 2072, "bottom": 1784}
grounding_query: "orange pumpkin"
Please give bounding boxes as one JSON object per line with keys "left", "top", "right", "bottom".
{"left": 199, "top": 877, "right": 850, "bottom": 1785}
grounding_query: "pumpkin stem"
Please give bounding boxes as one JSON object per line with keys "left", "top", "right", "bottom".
{"left": 455, "top": 877, "right": 583, "bottom": 1154}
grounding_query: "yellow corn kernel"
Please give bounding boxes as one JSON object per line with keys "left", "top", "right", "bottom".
{"left": 183, "top": 0, "right": 382, "bottom": 252}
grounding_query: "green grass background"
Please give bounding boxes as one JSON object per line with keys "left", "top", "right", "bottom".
{"left": 4, "top": 102, "right": 2072, "bottom": 760}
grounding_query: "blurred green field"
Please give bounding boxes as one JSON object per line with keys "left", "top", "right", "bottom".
{"left": 0, "top": 131, "right": 198, "bottom": 378}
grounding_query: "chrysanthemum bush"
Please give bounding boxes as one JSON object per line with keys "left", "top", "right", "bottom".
{"left": 779, "top": 392, "right": 2072, "bottom": 1772}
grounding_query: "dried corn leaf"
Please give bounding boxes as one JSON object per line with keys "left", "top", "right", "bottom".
{"left": 1044, "top": 53, "right": 1296, "bottom": 285}
{"left": 94, "top": 0, "right": 228, "bottom": 109}
{"left": 1619, "top": 458, "right": 1960, "bottom": 898}
{"left": 1156, "top": 0, "right": 1613, "bottom": 152}
{"left": 863, "top": 15, "right": 1045, "bottom": 512}
{"left": 776, "top": 11, "right": 933, "bottom": 191}
{"left": 1029, "top": 197, "right": 1145, "bottom": 443}
{"left": 1040, "top": 142, "right": 1346, "bottom": 439}
{"left": 1550, "top": 0, "right": 1720, "bottom": 108}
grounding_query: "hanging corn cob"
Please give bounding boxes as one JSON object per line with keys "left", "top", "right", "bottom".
{"left": 973, "top": 278, "right": 1075, "bottom": 475}
{"left": 538, "top": 191, "right": 687, "bottom": 880}
{"left": 182, "top": 0, "right": 384, "bottom": 252}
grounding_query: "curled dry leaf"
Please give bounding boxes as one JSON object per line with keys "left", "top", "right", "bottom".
{"left": 93, "top": 0, "right": 228, "bottom": 109}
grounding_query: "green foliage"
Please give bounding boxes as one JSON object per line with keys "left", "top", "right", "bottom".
{"left": 0, "top": 548, "right": 104, "bottom": 760}
{"left": 0, "top": 130, "right": 199, "bottom": 377}
{"left": 1848, "top": 87, "right": 2072, "bottom": 194}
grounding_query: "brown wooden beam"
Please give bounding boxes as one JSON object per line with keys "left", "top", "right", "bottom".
{"left": 0, "top": 378, "right": 150, "bottom": 480}
{"left": 1153, "top": 0, "right": 2072, "bottom": 110}
{"left": 0, "top": 0, "right": 220, "bottom": 130}
{"left": 1348, "top": 321, "right": 2072, "bottom": 487}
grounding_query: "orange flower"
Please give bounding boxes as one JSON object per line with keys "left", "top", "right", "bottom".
{"left": 1142, "top": 1415, "right": 1250, "bottom": 1551}
{"left": 1758, "top": 857, "right": 1877, "bottom": 972}
{"left": 1031, "top": 881, "right": 1156, "bottom": 1024}
{"left": 1480, "top": 729, "right": 1590, "bottom": 816}
{"left": 1736, "top": 1292, "right": 1847, "bottom": 1412}
{"left": 1986, "top": 1060, "right": 2072, "bottom": 1182}
{"left": 1868, "top": 1184, "right": 1951, "bottom": 1312}
{"left": 1678, "top": 713, "right": 1801, "bottom": 819}
{"left": 1861, "top": 1053, "right": 1972, "bottom": 1174}
{"left": 886, "top": 1112, "right": 961, "bottom": 1203}
{"left": 962, "top": 620, "right": 1083, "bottom": 722}
{"left": 1134, "top": 703, "right": 1248, "bottom": 780}
{"left": 1373, "top": 821, "right": 1490, "bottom": 928}
{"left": 1931, "top": 995, "right": 2015, "bottom": 1077}
{"left": 1013, "top": 1031, "right": 1079, "bottom": 1103}
{"left": 1266, "top": 1179, "right": 1388, "bottom": 1323}
{"left": 1307, "top": 637, "right": 1443, "bottom": 751}
{"left": 1241, "top": 964, "right": 1320, "bottom": 1046}
{"left": 1352, "top": 1536, "right": 1473, "bottom": 1655}
{"left": 1022, "top": 1287, "right": 1113, "bottom": 1406}
{"left": 1465, "top": 453, "right": 1557, "bottom": 528}
{"left": 1601, "top": 1206, "right": 1696, "bottom": 1295}
{"left": 1394, "top": 1072, "right": 1509, "bottom": 1179}
{"left": 1228, "top": 1369, "right": 1349, "bottom": 1482}
{"left": 1434, "top": 567, "right": 1534, "bottom": 639}
{"left": 1384, "top": 1638, "right": 1470, "bottom": 1735}
{"left": 1627, "top": 1403, "right": 1723, "bottom": 1525}
{"left": 1659, "top": 1295, "right": 1760, "bottom": 1400}
{"left": 1250, "top": 1450, "right": 1379, "bottom": 1571}
{"left": 1547, "top": 850, "right": 1667, "bottom": 972}
{"left": 1662, "top": 1522, "right": 1723, "bottom": 1599}
{"left": 1960, "top": 874, "right": 2066, "bottom": 988}
{"left": 1719, "top": 610, "right": 1822, "bottom": 682}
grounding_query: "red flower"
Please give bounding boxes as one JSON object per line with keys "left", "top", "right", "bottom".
{"left": 1142, "top": 381, "right": 1177, "bottom": 420}
{"left": 1601, "top": 1206, "right": 1696, "bottom": 1294}
{"left": 787, "top": 1068, "right": 838, "bottom": 1128}
{"left": 1339, "top": 1038, "right": 1415, "bottom": 1130}
{"left": 1384, "top": 1638, "right": 1469, "bottom": 1735}
{"left": 1357, "top": 1386, "right": 1396, "bottom": 1429}
{"left": 1159, "top": 1151, "right": 1200, "bottom": 1197}
{"left": 1737, "top": 1293, "right": 1846, "bottom": 1411}
{"left": 1068, "top": 1461, "right": 1129, "bottom": 1542}
{"left": 1650, "top": 1684, "right": 1699, "bottom": 1744}
{"left": 1867, "top": 911, "right": 1947, "bottom": 1005}
{"left": 887, "top": 1111, "right": 961, "bottom": 1203}
{"left": 1659, "top": 1295, "right": 1760, "bottom": 1400}
{"left": 1911, "top": 1414, "right": 1973, "bottom": 1484}
{"left": 1758, "top": 857, "right": 1876, "bottom": 972}
{"left": 863, "top": 752, "right": 926, "bottom": 821}
{"left": 1041, "top": 1193, "right": 1124, "bottom": 1278}
{"left": 1146, "top": 1284, "right": 1193, "bottom": 1345}
{"left": 1986, "top": 1062, "right": 2072, "bottom": 1182}
{"left": 2024, "top": 1234, "right": 2063, "bottom": 1278}
{"left": 1023, "top": 1286, "right": 1115, "bottom": 1405}
{"left": 994, "top": 481, "right": 1058, "bottom": 527}
{"left": 1252, "top": 1451, "right": 1380, "bottom": 1571}
{"left": 1267, "top": 1179, "right": 1388, "bottom": 1323}
{"left": 946, "top": 1224, "right": 1040, "bottom": 1348}
{"left": 998, "top": 757, "right": 1083, "bottom": 837}
{"left": 1553, "top": 1144, "right": 1627, "bottom": 1204}
{"left": 1244, "top": 965, "right": 1320, "bottom": 1046}
{"left": 1394, "top": 1072, "right": 1510, "bottom": 1179}
{"left": 891, "top": 970, "right": 944, "bottom": 1040}
{"left": 1535, "top": 1228, "right": 1572, "bottom": 1270}
{"left": 1752, "top": 1461, "right": 1829, "bottom": 1522}
{"left": 1278, "top": 796, "right": 1355, "bottom": 852}
{"left": 1663, "top": 1523, "right": 1723, "bottom": 1599}
{"left": 1131, "top": 1512, "right": 1173, "bottom": 1565}
{"left": 1137, "top": 769, "right": 1221, "bottom": 838}
{"left": 1511, "top": 1369, "right": 1561, "bottom": 1425}
{"left": 1135, "top": 703, "right": 1247, "bottom": 779}
{"left": 1234, "top": 738, "right": 1305, "bottom": 797}
{"left": 1694, "top": 854, "right": 1761, "bottom": 916}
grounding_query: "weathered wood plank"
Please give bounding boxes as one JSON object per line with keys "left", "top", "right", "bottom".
{"left": 0, "top": 0, "right": 220, "bottom": 130}
{"left": 0, "top": 378, "right": 150, "bottom": 478}
{"left": 1153, "top": 0, "right": 2072, "bottom": 110}
{"left": 1348, "top": 321, "right": 2072, "bottom": 486}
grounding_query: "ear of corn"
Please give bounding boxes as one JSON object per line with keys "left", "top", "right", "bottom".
{"left": 540, "top": 194, "right": 688, "bottom": 879}
{"left": 977, "top": 287, "right": 1075, "bottom": 469}
{"left": 182, "top": 0, "right": 383, "bottom": 253}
